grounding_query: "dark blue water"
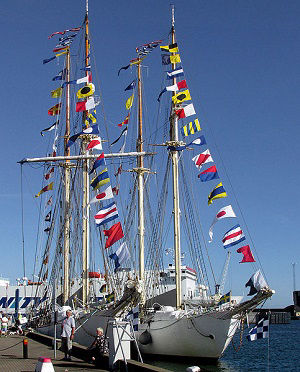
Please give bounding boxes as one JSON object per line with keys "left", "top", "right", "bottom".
{"left": 144, "top": 320, "right": 300, "bottom": 371}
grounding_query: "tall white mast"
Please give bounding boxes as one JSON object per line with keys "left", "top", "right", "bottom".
{"left": 82, "top": 0, "right": 90, "bottom": 308}
{"left": 170, "top": 5, "right": 182, "bottom": 309}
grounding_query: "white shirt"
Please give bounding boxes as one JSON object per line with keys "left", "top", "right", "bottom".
{"left": 61, "top": 316, "right": 75, "bottom": 338}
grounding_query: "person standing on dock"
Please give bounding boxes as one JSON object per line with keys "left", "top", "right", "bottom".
{"left": 61, "top": 309, "right": 75, "bottom": 361}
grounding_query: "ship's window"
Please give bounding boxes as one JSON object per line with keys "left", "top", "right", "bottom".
{"left": 182, "top": 270, "right": 185, "bottom": 273}
{"left": 170, "top": 271, "right": 174, "bottom": 273}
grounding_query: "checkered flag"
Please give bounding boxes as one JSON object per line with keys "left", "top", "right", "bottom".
{"left": 247, "top": 317, "right": 269, "bottom": 341}
{"left": 126, "top": 305, "right": 139, "bottom": 331}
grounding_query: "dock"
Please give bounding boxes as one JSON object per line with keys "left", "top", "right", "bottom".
{"left": 0, "top": 332, "right": 171, "bottom": 371}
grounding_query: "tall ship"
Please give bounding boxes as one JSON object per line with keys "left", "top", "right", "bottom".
{"left": 20, "top": 1, "right": 273, "bottom": 360}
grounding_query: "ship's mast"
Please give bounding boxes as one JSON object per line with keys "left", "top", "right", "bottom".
{"left": 170, "top": 5, "right": 182, "bottom": 309}
{"left": 82, "top": 0, "right": 90, "bottom": 308}
{"left": 63, "top": 47, "right": 71, "bottom": 305}
{"left": 136, "top": 59, "right": 145, "bottom": 303}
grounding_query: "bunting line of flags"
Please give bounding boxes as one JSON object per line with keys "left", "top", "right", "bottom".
{"left": 159, "top": 40, "right": 256, "bottom": 267}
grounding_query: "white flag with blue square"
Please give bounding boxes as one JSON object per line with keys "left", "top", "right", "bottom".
{"left": 247, "top": 317, "right": 269, "bottom": 341}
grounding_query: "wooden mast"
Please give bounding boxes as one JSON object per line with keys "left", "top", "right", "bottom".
{"left": 63, "top": 47, "right": 71, "bottom": 305}
{"left": 82, "top": 0, "right": 90, "bottom": 308}
{"left": 170, "top": 5, "right": 182, "bottom": 309}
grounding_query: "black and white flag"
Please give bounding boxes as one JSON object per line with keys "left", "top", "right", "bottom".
{"left": 247, "top": 317, "right": 269, "bottom": 341}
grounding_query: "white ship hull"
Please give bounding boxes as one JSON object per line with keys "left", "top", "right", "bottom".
{"left": 137, "top": 310, "right": 239, "bottom": 359}
{"left": 38, "top": 308, "right": 239, "bottom": 359}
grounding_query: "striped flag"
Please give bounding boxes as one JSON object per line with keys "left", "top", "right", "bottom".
{"left": 222, "top": 224, "right": 245, "bottom": 248}
{"left": 94, "top": 202, "right": 118, "bottom": 226}
{"left": 181, "top": 118, "right": 201, "bottom": 137}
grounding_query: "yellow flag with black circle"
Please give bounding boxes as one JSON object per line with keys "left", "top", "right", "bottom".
{"left": 126, "top": 94, "right": 134, "bottom": 110}
{"left": 51, "top": 87, "right": 62, "bottom": 98}
{"left": 77, "top": 83, "right": 95, "bottom": 99}
{"left": 172, "top": 89, "right": 191, "bottom": 104}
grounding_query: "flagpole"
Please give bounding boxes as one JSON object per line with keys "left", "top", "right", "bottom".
{"left": 170, "top": 4, "right": 182, "bottom": 309}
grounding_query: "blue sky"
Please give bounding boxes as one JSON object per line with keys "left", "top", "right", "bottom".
{"left": 1, "top": 0, "right": 300, "bottom": 307}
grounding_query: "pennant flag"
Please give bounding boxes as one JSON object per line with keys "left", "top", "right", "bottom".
{"left": 117, "top": 113, "right": 130, "bottom": 127}
{"left": 77, "top": 83, "right": 95, "bottom": 99}
{"left": 181, "top": 118, "right": 201, "bottom": 137}
{"left": 40, "top": 121, "right": 59, "bottom": 136}
{"left": 245, "top": 270, "right": 268, "bottom": 296}
{"left": 46, "top": 196, "right": 53, "bottom": 206}
{"left": 43, "top": 56, "right": 56, "bottom": 65}
{"left": 89, "top": 153, "right": 105, "bottom": 174}
{"left": 175, "top": 103, "right": 196, "bottom": 119}
{"left": 53, "top": 45, "right": 69, "bottom": 53}
{"left": 218, "top": 291, "right": 231, "bottom": 305}
{"left": 160, "top": 43, "right": 178, "bottom": 53}
{"left": 125, "top": 80, "right": 136, "bottom": 91}
{"left": 126, "top": 94, "right": 134, "bottom": 110}
{"left": 187, "top": 135, "right": 206, "bottom": 147}
{"left": 208, "top": 182, "right": 227, "bottom": 205}
{"left": 167, "top": 67, "right": 184, "bottom": 79}
{"left": 51, "top": 87, "right": 62, "bottom": 98}
{"left": 90, "top": 168, "right": 110, "bottom": 190}
{"left": 94, "top": 202, "right": 118, "bottom": 226}
{"left": 157, "top": 80, "right": 187, "bottom": 101}
{"left": 103, "top": 222, "right": 124, "bottom": 248}
{"left": 115, "top": 165, "right": 122, "bottom": 177}
{"left": 172, "top": 89, "right": 191, "bottom": 104}
{"left": 192, "top": 149, "right": 213, "bottom": 169}
{"left": 198, "top": 165, "right": 219, "bottom": 182}
{"left": 89, "top": 186, "right": 113, "bottom": 204}
{"left": 85, "top": 110, "right": 97, "bottom": 125}
{"left": 237, "top": 245, "right": 256, "bottom": 263}
{"left": 44, "top": 227, "right": 50, "bottom": 233}
{"left": 52, "top": 69, "right": 66, "bottom": 81}
{"left": 35, "top": 182, "right": 54, "bottom": 198}
{"left": 118, "top": 64, "right": 130, "bottom": 76}
{"left": 126, "top": 305, "right": 139, "bottom": 331}
{"left": 109, "top": 242, "right": 130, "bottom": 272}
{"left": 45, "top": 211, "right": 52, "bottom": 222}
{"left": 76, "top": 97, "right": 95, "bottom": 112}
{"left": 48, "top": 26, "right": 81, "bottom": 39}
{"left": 59, "top": 34, "right": 77, "bottom": 43}
{"left": 44, "top": 167, "right": 54, "bottom": 180}
{"left": 48, "top": 103, "right": 61, "bottom": 116}
{"left": 86, "top": 136, "right": 102, "bottom": 151}
{"left": 208, "top": 205, "right": 236, "bottom": 242}
{"left": 247, "top": 317, "right": 269, "bottom": 341}
{"left": 111, "top": 127, "right": 128, "bottom": 146}
{"left": 222, "top": 224, "right": 245, "bottom": 248}
{"left": 67, "top": 124, "right": 99, "bottom": 147}
{"left": 161, "top": 54, "right": 181, "bottom": 65}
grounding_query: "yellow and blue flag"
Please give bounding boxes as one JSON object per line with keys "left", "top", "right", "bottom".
{"left": 90, "top": 168, "right": 110, "bottom": 190}
{"left": 218, "top": 291, "right": 231, "bottom": 305}
{"left": 181, "top": 118, "right": 201, "bottom": 137}
{"left": 208, "top": 182, "right": 227, "bottom": 205}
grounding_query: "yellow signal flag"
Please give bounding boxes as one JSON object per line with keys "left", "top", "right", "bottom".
{"left": 172, "top": 89, "right": 191, "bottom": 105}
{"left": 170, "top": 54, "right": 181, "bottom": 64}
{"left": 77, "top": 83, "right": 95, "bottom": 99}
{"left": 35, "top": 182, "right": 54, "bottom": 198}
{"left": 160, "top": 43, "right": 179, "bottom": 53}
{"left": 51, "top": 87, "right": 62, "bottom": 98}
{"left": 126, "top": 94, "right": 134, "bottom": 110}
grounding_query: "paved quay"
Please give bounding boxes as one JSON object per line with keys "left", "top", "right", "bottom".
{"left": 0, "top": 334, "right": 103, "bottom": 371}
